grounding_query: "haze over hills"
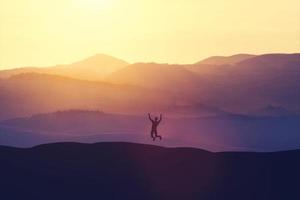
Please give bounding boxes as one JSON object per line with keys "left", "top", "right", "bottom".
{"left": 49, "top": 54, "right": 129, "bottom": 80}
{"left": 0, "top": 54, "right": 129, "bottom": 81}
{"left": 0, "top": 53, "right": 299, "bottom": 152}
{"left": 0, "top": 142, "right": 299, "bottom": 200}
{"left": 107, "top": 63, "right": 202, "bottom": 91}
{"left": 186, "top": 53, "right": 300, "bottom": 115}
{"left": 1, "top": 110, "right": 300, "bottom": 152}
{"left": 0, "top": 53, "right": 299, "bottom": 119}
{"left": 107, "top": 53, "right": 300, "bottom": 115}
{"left": 0, "top": 73, "right": 175, "bottom": 120}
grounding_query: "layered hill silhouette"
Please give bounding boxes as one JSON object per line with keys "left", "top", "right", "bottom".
{"left": 0, "top": 73, "right": 174, "bottom": 120}
{"left": 107, "top": 63, "right": 202, "bottom": 91}
{"left": 0, "top": 54, "right": 128, "bottom": 81}
{"left": 0, "top": 53, "right": 299, "bottom": 119}
{"left": 0, "top": 142, "right": 299, "bottom": 200}
{"left": 186, "top": 53, "right": 300, "bottom": 115}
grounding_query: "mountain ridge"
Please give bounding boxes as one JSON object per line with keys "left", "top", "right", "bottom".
{"left": 196, "top": 54, "right": 256, "bottom": 65}
{"left": 0, "top": 53, "right": 299, "bottom": 118}
{"left": 0, "top": 54, "right": 129, "bottom": 81}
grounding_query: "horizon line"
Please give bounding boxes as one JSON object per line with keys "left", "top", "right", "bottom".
{"left": 1, "top": 52, "right": 300, "bottom": 70}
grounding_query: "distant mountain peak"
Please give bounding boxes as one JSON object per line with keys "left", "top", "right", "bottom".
{"left": 0, "top": 54, "right": 130, "bottom": 81}
{"left": 72, "top": 54, "right": 129, "bottom": 66}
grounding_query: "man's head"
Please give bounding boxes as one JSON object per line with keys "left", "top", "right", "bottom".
{"left": 155, "top": 117, "right": 158, "bottom": 121}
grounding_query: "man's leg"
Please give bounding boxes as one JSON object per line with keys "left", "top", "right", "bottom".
{"left": 154, "top": 130, "right": 162, "bottom": 140}
{"left": 153, "top": 130, "right": 160, "bottom": 140}
{"left": 157, "top": 135, "right": 162, "bottom": 140}
{"left": 151, "top": 130, "right": 155, "bottom": 141}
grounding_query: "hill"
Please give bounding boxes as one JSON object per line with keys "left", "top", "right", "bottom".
{"left": 107, "top": 62, "right": 211, "bottom": 104}
{"left": 0, "top": 73, "right": 173, "bottom": 120}
{"left": 107, "top": 63, "right": 202, "bottom": 91}
{"left": 187, "top": 53, "right": 300, "bottom": 115}
{"left": 0, "top": 53, "right": 299, "bottom": 117}
{"left": 0, "top": 142, "right": 299, "bottom": 200}
{"left": 0, "top": 54, "right": 129, "bottom": 81}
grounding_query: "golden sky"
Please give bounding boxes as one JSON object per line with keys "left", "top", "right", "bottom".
{"left": 0, "top": 0, "right": 300, "bottom": 69}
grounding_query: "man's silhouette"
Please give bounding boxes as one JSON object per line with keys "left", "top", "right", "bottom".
{"left": 148, "top": 113, "right": 162, "bottom": 141}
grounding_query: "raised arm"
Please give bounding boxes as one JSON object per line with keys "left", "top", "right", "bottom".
{"left": 148, "top": 113, "right": 154, "bottom": 122}
{"left": 158, "top": 114, "right": 162, "bottom": 123}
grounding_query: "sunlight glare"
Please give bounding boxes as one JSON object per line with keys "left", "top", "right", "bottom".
{"left": 73, "top": 0, "right": 115, "bottom": 11}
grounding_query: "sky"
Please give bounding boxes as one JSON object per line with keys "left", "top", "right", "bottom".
{"left": 0, "top": 0, "right": 300, "bottom": 69}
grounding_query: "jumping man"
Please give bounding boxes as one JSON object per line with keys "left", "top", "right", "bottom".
{"left": 148, "top": 113, "right": 162, "bottom": 141}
